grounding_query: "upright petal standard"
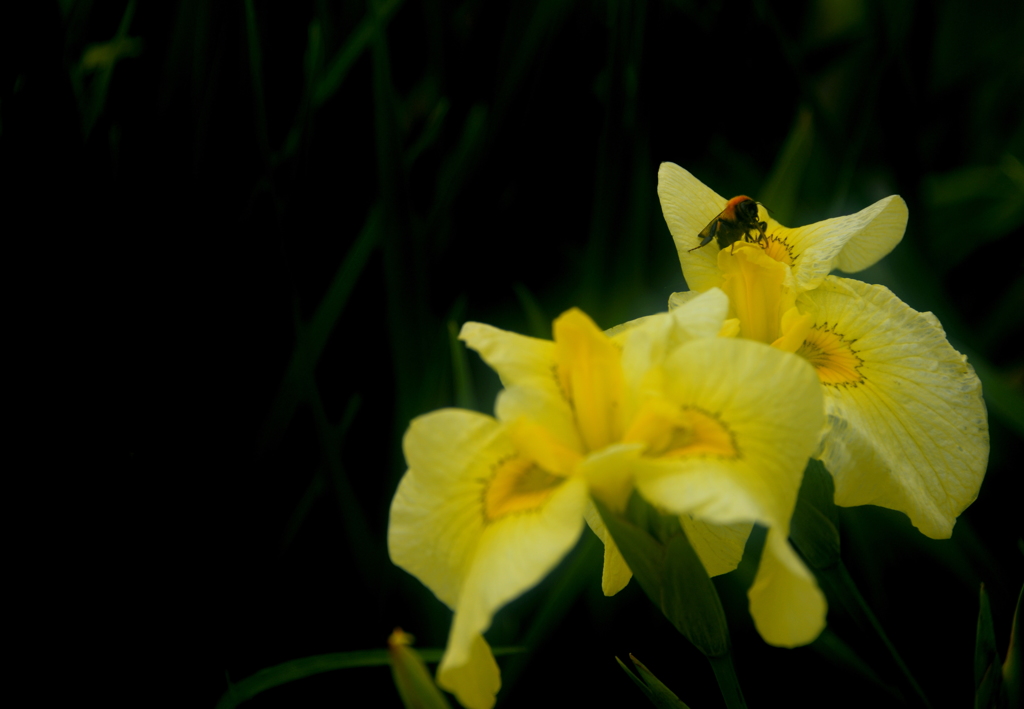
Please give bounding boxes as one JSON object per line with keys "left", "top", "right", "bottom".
{"left": 658, "top": 162, "right": 908, "bottom": 294}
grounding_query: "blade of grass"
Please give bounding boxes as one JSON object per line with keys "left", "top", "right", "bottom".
{"left": 759, "top": 105, "right": 814, "bottom": 225}
{"left": 616, "top": 654, "right": 693, "bottom": 709}
{"left": 243, "top": 0, "right": 270, "bottom": 163}
{"left": 815, "top": 561, "right": 933, "bottom": 708}
{"left": 307, "top": 380, "right": 376, "bottom": 588}
{"left": 513, "top": 283, "right": 549, "bottom": 339}
{"left": 370, "top": 0, "right": 428, "bottom": 435}
{"left": 277, "top": 395, "right": 362, "bottom": 552}
{"left": 499, "top": 533, "right": 601, "bottom": 692}
{"left": 975, "top": 584, "right": 1003, "bottom": 709}
{"left": 314, "top": 0, "right": 404, "bottom": 106}
{"left": 78, "top": 0, "right": 137, "bottom": 137}
{"left": 256, "top": 205, "right": 380, "bottom": 453}
{"left": 217, "top": 646, "right": 525, "bottom": 709}
{"left": 447, "top": 320, "right": 476, "bottom": 411}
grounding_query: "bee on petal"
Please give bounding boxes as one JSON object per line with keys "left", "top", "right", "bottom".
{"left": 690, "top": 195, "right": 767, "bottom": 252}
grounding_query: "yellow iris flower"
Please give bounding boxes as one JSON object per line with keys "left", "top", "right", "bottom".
{"left": 657, "top": 163, "right": 989, "bottom": 539}
{"left": 389, "top": 292, "right": 826, "bottom": 709}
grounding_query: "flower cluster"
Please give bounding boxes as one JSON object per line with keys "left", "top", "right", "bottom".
{"left": 387, "top": 164, "right": 989, "bottom": 709}
{"left": 658, "top": 163, "right": 988, "bottom": 539}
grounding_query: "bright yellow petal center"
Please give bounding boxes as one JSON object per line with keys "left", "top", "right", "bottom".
{"left": 763, "top": 232, "right": 795, "bottom": 265}
{"left": 718, "top": 244, "right": 838, "bottom": 384}
{"left": 719, "top": 243, "right": 794, "bottom": 345}
{"left": 623, "top": 398, "right": 739, "bottom": 459}
{"left": 554, "top": 308, "right": 625, "bottom": 451}
{"left": 795, "top": 324, "right": 865, "bottom": 386}
{"left": 483, "top": 455, "right": 565, "bottom": 523}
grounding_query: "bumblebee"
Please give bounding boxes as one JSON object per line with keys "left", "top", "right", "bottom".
{"left": 689, "top": 195, "right": 768, "bottom": 252}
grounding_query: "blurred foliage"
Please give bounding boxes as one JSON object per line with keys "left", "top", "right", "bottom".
{"left": 5, "top": 0, "right": 1022, "bottom": 707}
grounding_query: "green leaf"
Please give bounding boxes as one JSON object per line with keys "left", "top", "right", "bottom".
{"left": 217, "top": 649, "right": 411, "bottom": 709}
{"left": 216, "top": 646, "right": 524, "bottom": 708}
{"left": 662, "top": 532, "right": 730, "bottom": 658}
{"left": 313, "top": 0, "right": 404, "bottom": 106}
{"left": 976, "top": 584, "right": 1004, "bottom": 709}
{"left": 447, "top": 318, "right": 476, "bottom": 411}
{"left": 790, "top": 460, "right": 841, "bottom": 569}
{"left": 595, "top": 495, "right": 730, "bottom": 658}
{"left": 759, "top": 105, "right": 815, "bottom": 226}
{"left": 1003, "top": 584, "right": 1022, "bottom": 709}
{"left": 513, "top": 282, "right": 550, "bottom": 340}
{"left": 500, "top": 533, "right": 602, "bottom": 690}
{"left": 593, "top": 496, "right": 667, "bottom": 612}
{"left": 616, "top": 654, "right": 692, "bottom": 709}
{"left": 256, "top": 205, "right": 380, "bottom": 454}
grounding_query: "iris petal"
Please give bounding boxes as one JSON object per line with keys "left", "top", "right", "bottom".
{"left": 797, "top": 277, "right": 988, "bottom": 538}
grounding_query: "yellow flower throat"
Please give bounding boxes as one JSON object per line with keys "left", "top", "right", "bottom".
{"left": 719, "top": 242, "right": 862, "bottom": 386}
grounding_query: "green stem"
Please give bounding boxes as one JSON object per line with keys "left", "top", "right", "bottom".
{"left": 819, "top": 562, "right": 933, "bottom": 708}
{"left": 707, "top": 653, "right": 748, "bottom": 709}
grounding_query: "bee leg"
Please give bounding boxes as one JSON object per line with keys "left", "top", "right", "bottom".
{"left": 688, "top": 235, "right": 714, "bottom": 252}
{"left": 689, "top": 221, "right": 718, "bottom": 252}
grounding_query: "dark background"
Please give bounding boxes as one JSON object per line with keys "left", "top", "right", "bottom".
{"left": 6, "top": 1, "right": 1022, "bottom": 706}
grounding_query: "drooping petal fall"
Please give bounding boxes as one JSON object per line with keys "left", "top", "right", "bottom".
{"left": 437, "top": 633, "right": 500, "bottom": 709}
{"left": 796, "top": 276, "right": 988, "bottom": 538}
{"left": 389, "top": 409, "right": 589, "bottom": 709}
{"left": 627, "top": 337, "right": 828, "bottom": 645}
{"left": 679, "top": 516, "right": 754, "bottom": 578}
{"left": 578, "top": 444, "right": 648, "bottom": 595}
{"left": 748, "top": 528, "right": 828, "bottom": 647}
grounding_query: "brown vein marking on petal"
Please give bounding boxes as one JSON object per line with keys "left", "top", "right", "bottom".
{"left": 796, "top": 322, "right": 865, "bottom": 387}
{"left": 763, "top": 232, "right": 796, "bottom": 266}
{"left": 658, "top": 407, "right": 740, "bottom": 460}
{"left": 482, "top": 455, "right": 564, "bottom": 523}
{"left": 551, "top": 363, "right": 573, "bottom": 408}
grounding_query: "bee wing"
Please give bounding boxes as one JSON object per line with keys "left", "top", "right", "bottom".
{"left": 692, "top": 211, "right": 723, "bottom": 250}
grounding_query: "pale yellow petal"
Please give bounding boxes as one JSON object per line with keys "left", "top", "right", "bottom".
{"left": 667, "top": 290, "right": 700, "bottom": 310}
{"left": 620, "top": 289, "right": 729, "bottom": 405}
{"left": 658, "top": 162, "right": 728, "bottom": 292}
{"left": 796, "top": 277, "right": 988, "bottom": 538}
{"left": 679, "top": 516, "right": 753, "bottom": 577}
{"left": 635, "top": 338, "right": 824, "bottom": 527}
{"left": 389, "top": 409, "right": 513, "bottom": 609}
{"left": 772, "top": 195, "right": 907, "bottom": 292}
{"left": 578, "top": 444, "right": 647, "bottom": 596}
{"left": 604, "top": 314, "right": 657, "bottom": 340}
{"left": 579, "top": 442, "right": 646, "bottom": 512}
{"left": 665, "top": 287, "right": 731, "bottom": 340}
{"left": 495, "top": 385, "right": 584, "bottom": 454}
{"left": 437, "top": 633, "right": 501, "bottom": 709}
{"left": 610, "top": 289, "right": 726, "bottom": 346}
{"left": 459, "top": 321, "right": 559, "bottom": 393}
{"left": 748, "top": 528, "right": 826, "bottom": 647}
{"left": 506, "top": 418, "right": 584, "bottom": 476}
{"left": 635, "top": 458, "right": 769, "bottom": 526}
{"left": 442, "top": 475, "right": 589, "bottom": 669}
{"left": 583, "top": 502, "right": 633, "bottom": 596}
{"left": 833, "top": 196, "right": 908, "bottom": 273}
